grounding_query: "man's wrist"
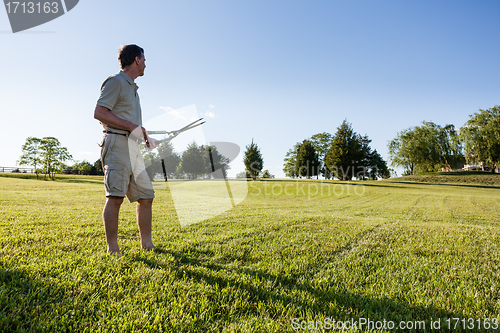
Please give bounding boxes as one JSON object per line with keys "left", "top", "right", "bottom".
{"left": 127, "top": 123, "right": 138, "bottom": 133}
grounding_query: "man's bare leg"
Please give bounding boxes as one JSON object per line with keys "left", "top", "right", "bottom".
{"left": 102, "top": 196, "right": 124, "bottom": 254}
{"left": 137, "top": 198, "right": 155, "bottom": 250}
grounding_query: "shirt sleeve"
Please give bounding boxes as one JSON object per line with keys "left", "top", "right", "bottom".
{"left": 96, "top": 77, "right": 121, "bottom": 110}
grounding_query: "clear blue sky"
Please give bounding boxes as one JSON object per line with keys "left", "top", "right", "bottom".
{"left": 2, "top": 0, "right": 499, "bottom": 177}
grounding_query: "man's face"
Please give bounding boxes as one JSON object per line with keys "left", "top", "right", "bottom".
{"left": 136, "top": 53, "right": 146, "bottom": 76}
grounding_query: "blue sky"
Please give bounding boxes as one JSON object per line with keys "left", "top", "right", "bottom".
{"left": 2, "top": 0, "right": 499, "bottom": 177}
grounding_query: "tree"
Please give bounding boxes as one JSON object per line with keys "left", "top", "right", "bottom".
{"left": 368, "top": 150, "right": 391, "bottom": 179}
{"left": 203, "top": 145, "right": 231, "bottom": 179}
{"left": 157, "top": 141, "right": 181, "bottom": 179}
{"left": 39, "top": 137, "right": 72, "bottom": 178}
{"left": 389, "top": 121, "right": 464, "bottom": 174}
{"left": 283, "top": 142, "right": 300, "bottom": 178}
{"left": 141, "top": 146, "right": 159, "bottom": 181}
{"left": 259, "top": 169, "right": 275, "bottom": 179}
{"left": 324, "top": 120, "right": 364, "bottom": 180}
{"left": 310, "top": 132, "right": 333, "bottom": 179}
{"left": 180, "top": 142, "right": 205, "bottom": 179}
{"left": 243, "top": 139, "right": 263, "bottom": 181}
{"left": 460, "top": 106, "right": 500, "bottom": 172}
{"left": 296, "top": 140, "right": 320, "bottom": 179}
{"left": 94, "top": 159, "right": 104, "bottom": 175}
{"left": 79, "top": 162, "right": 94, "bottom": 175}
{"left": 388, "top": 128, "right": 418, "bottom": 175}
{"left": 18, "top": 137, "right": 42, "bottom": 178}
{"left": 236, "top": 171, "right": 249, "bottom": 179}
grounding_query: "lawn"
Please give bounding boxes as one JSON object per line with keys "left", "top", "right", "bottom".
{"left": 0, "top": 173, "right": 499, "bottom": 332}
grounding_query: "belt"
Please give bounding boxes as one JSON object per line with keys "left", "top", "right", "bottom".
{"left": 103, "top": 131, "right": 142, "bottom": 143}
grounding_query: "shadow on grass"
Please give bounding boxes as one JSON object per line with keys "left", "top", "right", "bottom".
{"left": 0, "top": 264, "right": 66, "bottom": 331}
{"left": 134, "top": 247, "right": 464, "bottom": 331}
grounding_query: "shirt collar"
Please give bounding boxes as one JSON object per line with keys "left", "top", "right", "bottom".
{"left": 119, "top": 70, "right": 138, "bottom": 89}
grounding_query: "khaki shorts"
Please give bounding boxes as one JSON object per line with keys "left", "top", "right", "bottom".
{"left": 99, "top": 133, "right": 155, "bottom": 202}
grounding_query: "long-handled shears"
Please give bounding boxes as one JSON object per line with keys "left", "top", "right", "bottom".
{"left": 148, "top": 118, "right": 205, "bottom": 144}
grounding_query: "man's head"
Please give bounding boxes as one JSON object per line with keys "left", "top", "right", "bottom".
{"left": 118, "top": 44, "right": 146, "bottom": 76}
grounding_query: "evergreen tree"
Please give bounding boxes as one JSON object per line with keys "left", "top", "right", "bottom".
{"left": 243, "top": 139, "right": 263, "bottom": 181}
{"left": 295, "top": 140, "right": 320, "bottom": 179}
{"left": 325, "top": 120, "right": 363, "bottom": 180}
{"left": 180, "top": 142, "right": 205, "bottom": 179}
{"left": 368, "top": 150, "right": 391, "bottom": 179}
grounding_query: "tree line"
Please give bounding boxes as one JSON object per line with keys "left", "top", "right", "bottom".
{"left": 389, "top": 105, "right": 500, "bottom": 174}
{"left": 281, "top": 120, "right": 391, "bottom": 180}
{"left": 140, "top": 140, "right": 230, "bottom": 180}
{"left": 18, "top": 137, "right": 231, "bottom": 180}
{"left": 18, "top": 105, "right": 499, "bottom": 180}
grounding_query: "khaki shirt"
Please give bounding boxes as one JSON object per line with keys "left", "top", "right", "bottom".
{"left": 97, "top": 70, "right": 142, "bottom": 135}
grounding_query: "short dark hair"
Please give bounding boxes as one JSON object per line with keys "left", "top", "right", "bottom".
{"left": 117, "top": 44, "right": 144, "bottom": 69}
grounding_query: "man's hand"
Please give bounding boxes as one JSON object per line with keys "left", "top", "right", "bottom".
{"left": 147, "top": 137, "right": 159, "bottom": 149}
{"left": 131, "top": 126, "right": 149, "bottom": 147}
{"left": 130, "top": 126, "right": 147, "bottom": 139}
{"left": 130, "top": 126, "right": 158, "bottom": 149}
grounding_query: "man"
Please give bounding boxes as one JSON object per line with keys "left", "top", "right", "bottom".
{"left": 94, "top": 44, "right": 158, "bottom": 255}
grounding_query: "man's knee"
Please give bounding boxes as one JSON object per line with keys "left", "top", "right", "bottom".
{"left": 107, "top": 196, "right": 125, "bottom": 207}
{"left": 137, "top": 198, "right": 154, "bottom": 206}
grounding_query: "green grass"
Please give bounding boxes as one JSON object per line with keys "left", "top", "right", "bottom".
{"left": 0, "top": 173, "right": 500, "bottom": 332}
{"left": 395, "top": 170, "right": 500, "bottom": 186}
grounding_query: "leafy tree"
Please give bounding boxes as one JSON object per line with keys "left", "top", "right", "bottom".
{"left": 35, "top": 137, "right": 72, "bottom": 179}
{"left": 157, "top": 141, "right": 181, "bottom": 179}
{"left": 18, "top": 137, "right": 42, "bottom": 178}
{"left": 94, "top": 159, "right": 104, "bottom": 175}
{"left": 283, "top": 142, "right": 300, "bottom": 178}
{"left": 236, "top": 171, "right": 249, "bottom": 179}
{"left": 203, "top": 145, "right": 230, "bottom": 179}
{"left": 324, "top": 120, "right": 363, "bottom": 180}
{"left": 389, "top": 121, "right": 464, "bottom": 174}
{"left": 259, "top": 169, "right": 274, "bottom": 179}
{"left": 296, "top": 140, "right": 320, "bottom": 179}
{"left": 180, "top": 142, "right": 205, "bottom": 179}
{"left": 388, "top": 128, "right": 418, "bottom": 175}
{"left": 259, "top": 169, "right": 275, "bottom": 179}
{"left": 79, "top": 162, "right": 94, "bottom": 175}
{"left": 460, "top": 106, "right": 500, "bottom": 172}
{"left": 310, "top": 132, "right": 333, "bottom": 179}
{"left": 243, "top": 139, "right": 263, "bottom": 181}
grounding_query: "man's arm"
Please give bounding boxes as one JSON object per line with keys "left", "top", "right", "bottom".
{"left": 94, "top": 105, "right": 137, "bottom": 133}
{"left": 94, "top": 105, "right": 156, "bottom": 147}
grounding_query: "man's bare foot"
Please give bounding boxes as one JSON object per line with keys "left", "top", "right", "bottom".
{"left": 107, "top": 248, "right": 121, "bottom": 256}
{"left": 141, "top": 243, "right": 156, "bottom": 252}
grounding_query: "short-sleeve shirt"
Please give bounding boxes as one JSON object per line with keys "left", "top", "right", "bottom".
{"left": 96, "top": 70, "right": 142, "bottom": 135}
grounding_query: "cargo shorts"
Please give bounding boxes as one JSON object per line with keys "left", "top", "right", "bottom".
{"left": 99, "top": 133, "right": 155, "bottom": 202}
